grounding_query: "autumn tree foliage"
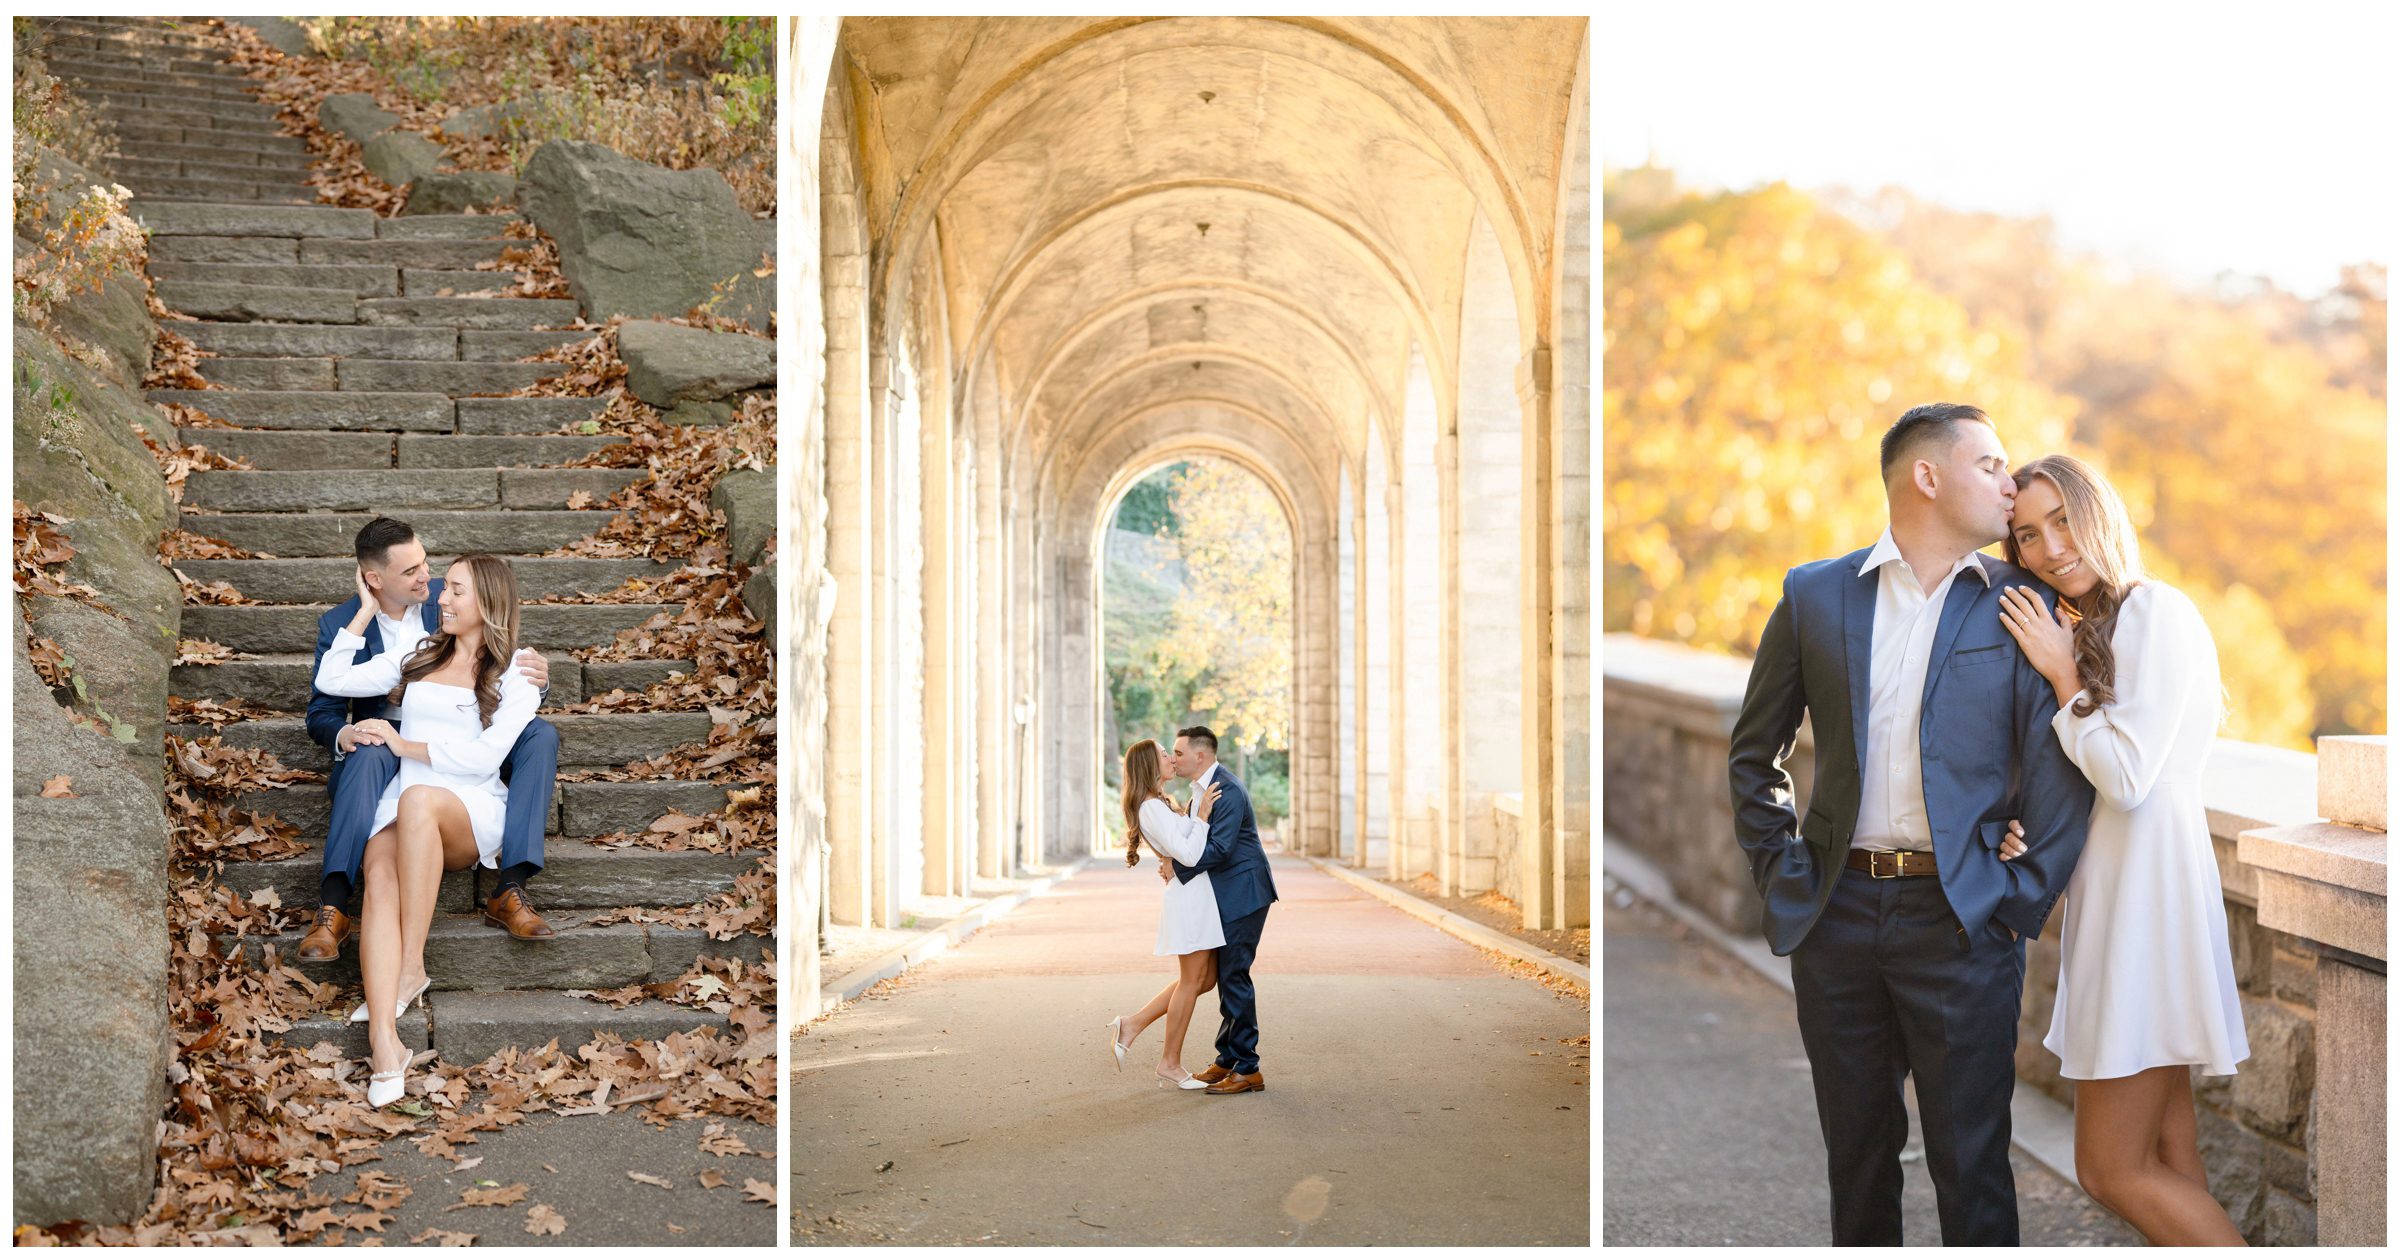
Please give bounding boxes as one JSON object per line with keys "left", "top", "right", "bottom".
{"left": 1605, "top": 169, "right": 2386, "bottom": 747}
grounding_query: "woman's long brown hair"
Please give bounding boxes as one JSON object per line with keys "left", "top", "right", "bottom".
{"left": 2002, "top": 454, "right": 2144, "bottom": 717}
{"left": 1120, "top": 739, "right": 1174, "bottom": 867}
{"left": 389, "top": 554, "right": 521, "bottom": 728}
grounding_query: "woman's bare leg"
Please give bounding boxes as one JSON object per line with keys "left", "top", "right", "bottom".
{"left": 394, "top": 785, "right": 482, "bottom": 985}
{"left": 2075, "top": 1066, "right": 2246, "bottom": 1245}
{"left": 1120, "top": 981, "right": 1179, "bottom": 1047}
{"left": 2155, "top": 1066, "right": 2211, "bottom": 1191}
{"left": 359, "top": 826, "right": 406, "bottom": 1076}
{"left": 1156, "top": 950, "right": 1216, "bottom": 1074}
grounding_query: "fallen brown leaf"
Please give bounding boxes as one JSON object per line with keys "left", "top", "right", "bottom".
{"left": 39, "top": 774, "right": 76, "bottom": 798}
{"left": 627, "top": 1171, "right": 672, "bottom": 1189}
{"left": 741, "top": 1178, "right": 775, "bottom": 1205}
{"left": 524, "top": 1204, "right": 566, "bottom": 1236}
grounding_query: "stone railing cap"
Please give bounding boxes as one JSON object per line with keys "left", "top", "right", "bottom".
{"left": 1602, "top": 633, "right": 1754, "bottom": 706}
{"left": 2236, "top": 822, "right": 2388, "bottom": 898}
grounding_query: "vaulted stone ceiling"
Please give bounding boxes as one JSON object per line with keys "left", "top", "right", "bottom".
{"left": 836, "top": 16, "right": 1586, "bottom": 502}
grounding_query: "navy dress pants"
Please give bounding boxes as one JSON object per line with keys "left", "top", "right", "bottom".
{"left": 319, "top": 718, "right": 560, "bottom": 903}
{"left": 1789, "top": 866, "right": 2027, "bottom": 1246}
{"left": 1212, "top": 905, "right": 1270, "bottom": 1075}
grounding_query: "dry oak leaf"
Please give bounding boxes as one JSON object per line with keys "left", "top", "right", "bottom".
{"left": 627, "top": 1171, "right": 673, "bottom": 1189}
{"left": 524, "top": 1204, "right": 566, "bottom": 1236}
{"left": 742, "top": 1178, "right": 776, "bottom": 1205}
{"left": 696, "top": 1169, "right": 727, "bottom": 1189}
{"left": 446, "top": 1181, "right": 530, "bottom": 1210}
{"left": 39, "top": 775, "right": 76, "bottom": 798}
{"left": 410, "top": 1228, "right": 479, "bottom": 1246}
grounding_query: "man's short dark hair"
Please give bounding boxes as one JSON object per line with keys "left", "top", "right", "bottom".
{"left": 354, "top": 517, "right": 418, "bottom": 569}
{"left": 1176, "top": 726, "right": 1218, "bottom": 754}
{"left": 1879, "top": 403, "right": 1994, "bottom": 482}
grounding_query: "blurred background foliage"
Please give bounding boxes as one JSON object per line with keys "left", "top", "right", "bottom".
{"left": 1606, "top": 167, "right": 2386, "bottom": 747}
{"left": 1102, "top": 459, "right": 1294, "bottom": 823}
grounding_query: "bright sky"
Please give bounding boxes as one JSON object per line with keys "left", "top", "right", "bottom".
{"left": 1597, "top": 0, "right": 2394, "bottom": 296}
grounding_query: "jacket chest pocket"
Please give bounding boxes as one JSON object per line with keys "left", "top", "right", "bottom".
{"left": 1949, "top": 643, "right": 2009, "bottom": 672}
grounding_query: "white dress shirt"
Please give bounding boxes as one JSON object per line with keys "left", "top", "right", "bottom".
{"left": 1853, "top": 528, "right": 1992, "bottom": 852}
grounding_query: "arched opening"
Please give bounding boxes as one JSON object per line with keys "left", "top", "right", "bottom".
{"left": 1094, "top": 452, "right": 1298, "bottom": 852}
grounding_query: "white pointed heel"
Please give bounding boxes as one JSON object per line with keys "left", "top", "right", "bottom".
{"left": 365, "top": 1050, "right": 407, "bottom": 1108}
{"left": 1104, "top": 1017, "right": 1129, "bottom": 1071}
{"left": 350, "top": 976, "right": 430, "bottom": 1024}
{"left": 1156, "top": 1068, "right": 1207, "bottom": 1091}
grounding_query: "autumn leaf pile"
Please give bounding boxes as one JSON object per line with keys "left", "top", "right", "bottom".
{"left": 142, "top": 325, "right": 221, "bottom": 391}
{"left": 585, "top": 854, "right": 774, "bottom": 940}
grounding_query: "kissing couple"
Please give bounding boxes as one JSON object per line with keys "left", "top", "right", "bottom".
{"left": 1101, "top": 726, "right": 1279, "bottom": 1094}
{"left": 1731, "top": 403, "right": 2251, "bottom": 1246}
{"left": 290, "top": 518, "right": 560, "bottom": 1108}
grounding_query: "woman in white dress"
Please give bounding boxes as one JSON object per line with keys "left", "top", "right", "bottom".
{"left": 1101, "top": 738, "right": 1225, "bottom": 1089}
{"left": 1993, "top": 453, "right": 2248, "bottom": 1246}
{"left": 313, "top": 554, "right": 539, "bottom": 1108}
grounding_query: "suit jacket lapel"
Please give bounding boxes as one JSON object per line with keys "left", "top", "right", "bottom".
{"left": 1920, "top": 558, "right": 1991, "bottom": 711}
{"left": 1842, "top": 557, "right": 1876, "bottom": 775}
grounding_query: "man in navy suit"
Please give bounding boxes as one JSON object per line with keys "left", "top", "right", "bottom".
{"left": 1164, "top": 725, "right": 1279, "bottom": 1094}
{"left": 295, "top": 517, "right": 563, "bottom": 959}
{"left": 1728, "top": 404, "right": 2096, "bottom": 1245}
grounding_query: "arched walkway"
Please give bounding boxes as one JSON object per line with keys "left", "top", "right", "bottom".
{"left": 787, "top": 15, "right": 1590, "bottom": 1019}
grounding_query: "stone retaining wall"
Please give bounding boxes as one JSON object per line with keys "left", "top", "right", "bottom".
{"left": 1602, "top": 632, "right": 2364, "bottom": 1245}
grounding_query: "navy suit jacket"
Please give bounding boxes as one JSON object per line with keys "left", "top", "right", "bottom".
{"left": 1172, "top": 765, "right": 1280, "bottom": 923}
{"left": 1728, "top": 547, "right": 2095, "bottom": 955}
{"left": 306, "top": 579, "right": 443, "bottom": 791}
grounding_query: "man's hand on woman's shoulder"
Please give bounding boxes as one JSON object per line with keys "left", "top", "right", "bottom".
{"left": 514, "top": 649, "right": 549, "bottom": 691}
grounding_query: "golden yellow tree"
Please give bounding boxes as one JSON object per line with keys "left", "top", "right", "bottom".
{"left": 1161, "top": 458, "right": 1292, "bottom": 753}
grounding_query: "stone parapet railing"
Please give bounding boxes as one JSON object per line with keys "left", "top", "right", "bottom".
{"left": 1602, "top": 632, "right": 2387, "bottom": 1246}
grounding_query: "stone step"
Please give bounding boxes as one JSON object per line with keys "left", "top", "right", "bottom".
{"left": 115, "top": 124, "right": 308, "bottom": 154}
{"left": 111, "top": 154, "right": 315, "bottom": 189}
{"left": 458, "top": 397, "right": 612, "bottom": 435}
{"left": 174, "top": 554, "right": 672, "bottom": 604}
{"left": 402, "top": 268, "right": 517, "bottom": 296}
{"left": 113, "top": 139, "right": 314, "bottom": 172}
{"left": 79, "top": 88, "right": 282, "bottom": 124}
{"left": 181, "top": 600, "right": 678, "bottom": 654}
{"left": 37, "top": 35, "right": 226, "bottom": 67}
{"left": 177, "top": 321, "right": 455, "bottom": 358}
{"left": 276, "top": 990, "right": 737, "bottom": 1064}
{"left": 171, "top": 711, "right": 717, "bottom": 775}
{"left": 217, "top": 778, "right": 736, "bottom": 870}
{"left": 229, "top": 911, "right": 768, "bottom": 996}
{"left": 37, "top": 17, "right": 221, "bottom": 48}
{"left": 174, "top": 649, "right": 690, "bottom": 710}
{"left": 183, "top": 466, "right": 641, "bottom": 512}
{"left": 187, "top": 357, "right": 567, "bottom": 395}
{"left": 134, "top": 179, "right": 315, "bottom": 206}
{"left": 463, "top": 330, "right": 588, "bottom": 361}
{"left": 152, "top": 280, "right": 356, "bottom": 323}
{"left": 109, "top": 103, "right": 286, "bottom": 136}
{"left": 136, "top": 200, "right": 375, "bottom": 238}
{"left": 156, "top": 263, "right": 396, "bottom": 300}
{"left": 351, "top": 359, "right": 565, "bottom": 395}
{"left": 56, "top": 67, "right": 261, "bottom": 103}
{"left": 181, "top": 430, "right": 620, "bottom": 471}
{"left": 377, "top": 214, "right": 521, "bottom": 241}
{"left": 357, "top": 297, "right": 580, "bottom": 329}
{"left": 180, "top": 508, "right": 622, "bottom": 556}
{"left": 301, "top": 238, "right": 510, "bottom": 268}
{"left": 148, "top": 388, "right": 450, "bottom": 430}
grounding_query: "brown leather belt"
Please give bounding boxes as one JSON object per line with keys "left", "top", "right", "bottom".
{"left": 1847, "top": 848, "right": 1939, "bottom": 878}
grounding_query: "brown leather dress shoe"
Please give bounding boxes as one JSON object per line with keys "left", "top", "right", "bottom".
{"left": 483, "top": 886, "right": 555, "bottom": 940}
{"left": 296, "top": 906, "right": 351, "bottom": 961}
{"left": 1193, "top": 1063, "right": 1234, "bottom": 1084}
{"left": 1204, "top": 1070, "right": 1264, "bottom": 1095}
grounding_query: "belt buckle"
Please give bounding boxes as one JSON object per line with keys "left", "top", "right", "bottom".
{"left": 1869, "top": 852, "right": 1896, "bottom": 879}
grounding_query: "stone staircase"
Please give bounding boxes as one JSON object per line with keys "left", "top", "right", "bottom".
{"left": 45, "top": 17, "right": 766, "bottom": 1063}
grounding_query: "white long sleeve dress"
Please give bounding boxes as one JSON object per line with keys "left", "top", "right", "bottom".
{"left": 314, "top": 629, "right": 540, "bottom": 869}
{"left": 1140, "top": 796, "right": 1227, "bottom": 956}
{"left": 2041, "top": 581, "right": 2249, "bottom": 1080}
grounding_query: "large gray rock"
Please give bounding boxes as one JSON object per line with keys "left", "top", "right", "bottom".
{"left": 12, "top": 629, "right": 174, "bottom": 1228}
{"left": 438, "top": 91, "right": 566, "bottom": 141}
{"left": 227, "top": 16, "right": 316, "bottom": 57}
{"left": 361, "top": 129, "right": 443, "bottom": 188}
{"left": 518, "top": 140, "right": 769, "bottom": 328}
{"left": 711, "top": 466, "right": 774, "bottom": 570}
{"left": 405, "top": 171, "right": 518, "bottom": 216}
{"left": 13, "top": 328, "right": 182, "bottom": 775}
{"left": 17, "top": 146, "right": 154, "bottom": 388}
{"left": 618, "top": 319, "right": 774, "bottom": 407}
{"left": 319, "top": 92, "right": 398, "bottom": 144}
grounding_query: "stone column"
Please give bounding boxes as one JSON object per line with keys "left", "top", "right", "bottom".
{"left": 1362, "top": 434, "right": 1392, "bottom": 870}
{"left": 1339, "top": 463, "right": 1358, "bottom": 861}
{"left": 973, "top": 365, "right": 1010, "bottom": 880}
{"left": 2239, "top": 735, "right": 2386, "bottom": 1246}
{"left": 1398, "top": 345, "right": 1442, "bottom": 881}
{"left": 1548, "top": 38, "right": 1593, "bottom": 929}
{"left": 820, "top": 71, "right": 872, "bottom": 929}
{"left": 1457, "top": 212, "right": 1522, "bottom": 899}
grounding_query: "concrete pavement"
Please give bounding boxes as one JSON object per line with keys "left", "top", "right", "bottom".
{"left": 1603, "top": 893, "right": 2139, "bottom": 1246}
{"left": 793, "top": 854, "right": 1590, "bottom": 1245}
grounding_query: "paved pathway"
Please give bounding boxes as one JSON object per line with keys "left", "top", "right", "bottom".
{"left": 1602, "top": 892, "right": 2139, "bottom": 1246}
{"left": 793, "top": 854, "right": 1590, "bottom": 1245}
